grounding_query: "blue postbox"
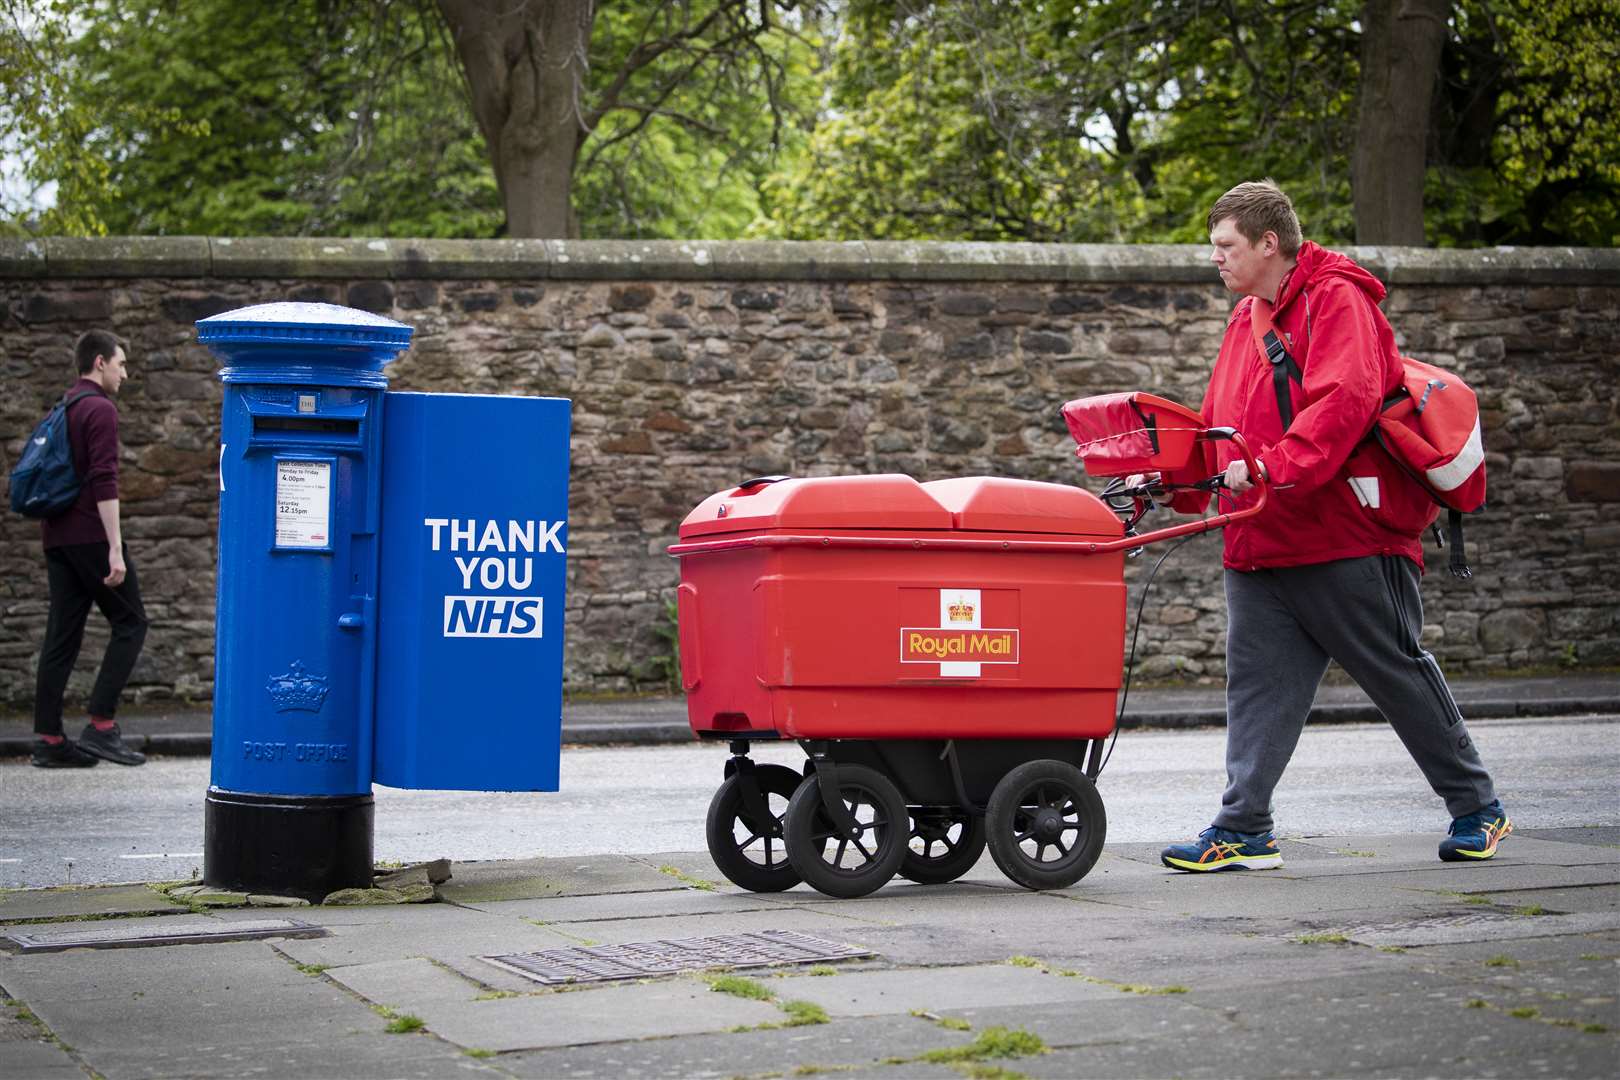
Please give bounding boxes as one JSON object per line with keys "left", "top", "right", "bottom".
{"left": 197, "top": 302, "right": 570, "bottom": 899}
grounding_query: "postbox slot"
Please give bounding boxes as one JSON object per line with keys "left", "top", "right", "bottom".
{"left": 253, "top": 416, "right": 361, "bottom": 436}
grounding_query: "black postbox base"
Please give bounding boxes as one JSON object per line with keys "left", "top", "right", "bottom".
{"left": 204, "top": 788, "right": 374, "bottom": 901}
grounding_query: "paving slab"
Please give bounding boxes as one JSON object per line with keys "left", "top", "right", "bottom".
{"left": 979, "top": 920, "right": 1432, "bottom": 997}
{"left": 434, "top": 856, "right": 682, "bottom": 903}
{"left": 340, "top": 976, "right": 783, "bottom": 1052}
{"left": 1462, "top": 882, "right": 1620, "bottom": 914}
{"left": 0, "top": 1041, "right": 87, "bottom": 1080}
{"left": 1287, "top": 832, "right": 1620, "bottom": 870}
{"left": 465, "top": 886, "right": 788, "bottom": 922}
{"left": 497, "top": 1012, "right": 977, "bottom": 1079}
{"left": 534, "top": 905, "right": 881, "bottom": 948}
{"left": 269, "top": 902, "right": 579, "bottom": 970}
{"left": 767, "top": 962, "right": 1120, "bottom": 1018}
{"left": 0, "top": 940, "right": 495, "bottom": 1079}
{"left": 1331, "top": 910, "right": 1620, "bottom": 948}
{"left": 0, "top": 883, "right": 186, "bottom": 922}
{"left": 1173, "top": 968, "right": 1613, "bottom": 1080}
{"left": 954, "top": 993, "right": 1234, "bottom": 1054}
{"left": 1516, "top": 825, "right": 1620, "bottom": 847}
{"left": 0, "top": 1005, "right": 84, "bottom": 1080}
{"left": 960, "top": 965, "right": 1614, "bottom": 1079}
{"left": 752, "top": 883, "right": 1087, "bottom": 931}
{"left": 328, "top": 956, "right": 489, "bottom": 1011}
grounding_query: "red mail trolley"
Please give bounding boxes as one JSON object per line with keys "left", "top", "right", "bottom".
{"left": 669, "top": 393, "right": 1266, "bottom": 897}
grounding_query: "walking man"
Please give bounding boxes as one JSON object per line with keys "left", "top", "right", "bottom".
{"left": 31, "top": 330, "right": 148, "bottom": 768}
{"left": 1155, "top": 180, "right": 1508, "bottom": 869}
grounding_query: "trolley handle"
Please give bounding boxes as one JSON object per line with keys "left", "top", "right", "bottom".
{"left": 1108, "top": 429, "right": 1269, "bottom": 553}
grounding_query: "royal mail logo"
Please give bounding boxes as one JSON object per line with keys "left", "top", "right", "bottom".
{"left": 901, "top": 627, "right": 1019, "bottom": 664}
{"left": 901, "top": 587, "right": 1019, "bottom": 677}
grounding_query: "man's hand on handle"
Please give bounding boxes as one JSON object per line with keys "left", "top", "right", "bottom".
{"left": 1223, "top": 458, "right": 1267, "bottom": 495}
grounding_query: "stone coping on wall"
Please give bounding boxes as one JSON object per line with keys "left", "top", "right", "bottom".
{"left": 2, "top": 236, "right": 1617, "bottom": 285}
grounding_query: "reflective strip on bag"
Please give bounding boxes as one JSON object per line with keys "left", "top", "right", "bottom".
{"left": 1425, "top": 416, "right": 1484, "bottom": 492}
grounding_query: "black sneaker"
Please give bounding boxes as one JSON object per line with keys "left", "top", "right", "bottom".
{"left": 32, "top": 738, "right": 101, "bottom": 768}
{"left": 77, "top": 722, "right": 146, "bottom": 766}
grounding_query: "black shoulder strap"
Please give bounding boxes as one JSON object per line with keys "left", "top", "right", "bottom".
{"left": 1249, "top": 299, "right": 1303, "bottom": 430}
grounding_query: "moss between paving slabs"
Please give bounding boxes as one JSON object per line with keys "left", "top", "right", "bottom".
{"left": 917, "top": 1026, "right": 1048, "bottom": 1066}
{"left": 1006, "top": 955, "right": 1188, "bottom": 995}
{"left": 709, "top": 975, "right": 831, "bottom": 1030}
{"left": 658, "top": 864, "right": 719, "bottom": 891}
{"left": 5, "top": 998, "right": 74, "bottom": 1054}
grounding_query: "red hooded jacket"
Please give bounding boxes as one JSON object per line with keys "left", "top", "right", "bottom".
{"left": 1171, "top": 242, "right": 1427, "bottom": 571}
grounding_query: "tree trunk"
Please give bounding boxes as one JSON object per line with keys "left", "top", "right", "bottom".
{"left": 437, "top": 0, "right": 595, "bottom": 238}
{"left": 1352, "top": 0, "right": 1451, "bottom": 245}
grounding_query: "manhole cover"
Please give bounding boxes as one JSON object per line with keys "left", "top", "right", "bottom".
{"left": 483, "top": 929, "right": 874, "bottom": 986}
{"left": 1, "top": 917, "right": 327, "bottom": 954}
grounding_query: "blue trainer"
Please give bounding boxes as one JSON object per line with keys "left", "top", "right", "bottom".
{"left": 1161, "top": 826, "right": 1282, "bottom": 872}
{"left": 1439, "top": 800, "right": 1512, "bottom": 862}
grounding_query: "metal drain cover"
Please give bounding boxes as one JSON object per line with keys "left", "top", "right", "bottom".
{"left": 1, "top": 917, "right": 327, "bottom": 954}
{"left": 483, "top": 929, "right": 874, "bottom": 986}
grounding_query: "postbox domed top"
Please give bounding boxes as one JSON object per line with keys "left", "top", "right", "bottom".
{"left": 197, "top": 301, "right": 413, "bottom": 347}
{"left": 198, "top": 302, "right": 414, "bottom": 388}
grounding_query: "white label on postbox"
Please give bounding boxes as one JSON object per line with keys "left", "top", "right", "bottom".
{"left": 274, "top": 460, "right": 331, "bottom": 549}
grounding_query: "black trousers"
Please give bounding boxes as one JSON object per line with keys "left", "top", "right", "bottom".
{"left": 34, "top": 542, "right": 149, "bottom": 736}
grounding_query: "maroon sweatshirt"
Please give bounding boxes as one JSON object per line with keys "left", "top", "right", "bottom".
{"left": 41, "top": 379, "right": 120, "bottom": 549}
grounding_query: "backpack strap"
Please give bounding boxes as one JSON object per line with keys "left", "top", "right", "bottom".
{"left": 1249, "top": 298, "right": 1303, "bottom": 430}
{"left": 62, "top": 389, "right": 100, "bottom": 410}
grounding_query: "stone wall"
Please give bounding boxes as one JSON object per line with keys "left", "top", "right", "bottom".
{"left": 2, "top": 238, "right": 1617, "bottom": 709}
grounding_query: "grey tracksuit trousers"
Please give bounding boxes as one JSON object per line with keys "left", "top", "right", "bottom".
{"left": 1215, "top": 554, "right": 1496, "bottom": 835}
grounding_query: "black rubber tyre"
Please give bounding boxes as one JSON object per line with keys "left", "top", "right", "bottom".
{"left": 705, "top": 763, "right": 805, "bottom": 892}
{"left": 784, "top": 764, "right": 908, "bottom": 899}
{"left": 984, "top": 760, "right": 1106, "bottom": 891}
{"left": 899, "top": 807, "right": 987, "bottom": 885}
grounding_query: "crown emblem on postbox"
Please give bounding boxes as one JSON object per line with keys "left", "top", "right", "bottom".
{"left": 947, "top": 601, "right": 974, "bottom": 623}
{"left": 267, "top": 660, "right": 330, "bottom": 713}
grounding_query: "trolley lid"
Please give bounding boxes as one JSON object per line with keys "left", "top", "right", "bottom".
{"left": 922, "top": 477, "right": 1123, "bottom": 536}
{"left": 678, "top": 474, "right": 954, "bottom": 539}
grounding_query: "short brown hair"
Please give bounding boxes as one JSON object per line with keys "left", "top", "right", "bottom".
{"left": 1207, "top": 179, "right": 1302, "bottom": 256}
{"left": 74, "top": 330, "right": 125, "bottom": 375}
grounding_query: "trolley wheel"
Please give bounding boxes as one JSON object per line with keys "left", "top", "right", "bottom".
{"left": 705, "top": 764, "right": 804, "bottom": 893}
{"left": 985, "top": 760, "right": 1106, "bottom": 891}
{"left": 784, "top": 764, "right": 907, "bottom": 899}
{"left": 899, "top": 807, "right": 987, "bottom": 885}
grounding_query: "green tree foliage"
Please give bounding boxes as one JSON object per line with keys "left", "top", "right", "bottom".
{"left": 759, "top": 0, "right": 1616, "bottom": 246}
{"left": 4, "top": 0, "right": 1611, "bottom": 243}
{"left": 19, "top": 0, "right": 500, "bottom": 237}
{"left": 1428, "top": 0, "right": 1619, "bottom": 245}
{"left": 760, "top": 0, "right": 1364, "bottom": 243}
{"left": 573, "top": 3, "right": 823, "bottom": 239}
{"left": 1, "top": 0, "right": 203, "bottom": 235}
{"left": 3, "top": 0, "right": 820, "bottom": 239}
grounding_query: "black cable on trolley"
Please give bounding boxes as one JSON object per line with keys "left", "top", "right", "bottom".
{"left": 1096, "top": 488, "right": 1235, "bottom": 779}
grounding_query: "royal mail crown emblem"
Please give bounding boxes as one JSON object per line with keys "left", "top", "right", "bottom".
{"left": 947, "top": 601, "right": 974, "bottom": 622}
{"left": 267, "top": 660, "right": 329, "bottom": 713}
